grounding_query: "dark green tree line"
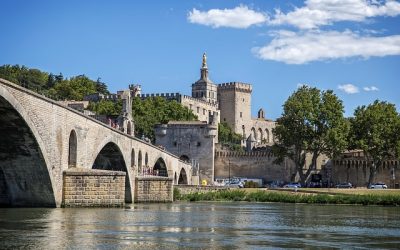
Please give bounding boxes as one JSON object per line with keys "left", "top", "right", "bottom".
{"left": 0, "top": 64, "right": 109, "bottom": 100}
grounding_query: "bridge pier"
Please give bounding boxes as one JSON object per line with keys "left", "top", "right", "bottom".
{"left": 134, "top": 176, "right": 174, "bottom": 202}
{"left": 62, "top": 168, "right": 126, "bottom": 207}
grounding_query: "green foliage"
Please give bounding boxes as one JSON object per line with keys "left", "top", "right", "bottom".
{"left": 218, "top": 122, "right": 243, "bottom": 151}
{"left": 273, "top": 86, "right": 349, "bottom": 185}
{"left": 176, "top": 190, "right": 400, "bottom": 206}
{"left": 0, "top": 64, "right": 109, "bottom": 100}
{"left": 132, "top": 97, "right": 197, "bottom": 141}
{"left": 173, "top": 187, "right": 181, "bottom": 201}
{"left": 88, "top": 100, "right": 122, "bottom": 115}
{"left": 350, "top": 100, "right": 400, "bottom": 185}
{"left": 244, "top": 181, "right": 259, "bottom": 188}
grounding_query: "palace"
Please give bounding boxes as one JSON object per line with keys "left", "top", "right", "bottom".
{"left": 142, "top": 53, "right": 276, "bottom": 147}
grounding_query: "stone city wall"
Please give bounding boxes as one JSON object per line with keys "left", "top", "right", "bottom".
{"left": 62, "top": 169, "right": 126, "bottom": 207}
{"left": 330, "top": 160, "right": 399, "bottom": 188}
{"left": 214, "top": 150, "right": 296, "bottom": 184}
{"left": 135, "top": 176, "right": 173, "bottom": 202}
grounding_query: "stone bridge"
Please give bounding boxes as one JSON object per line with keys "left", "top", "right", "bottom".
{"left": 0, "top": 78, "right": 193, "bottom": 207}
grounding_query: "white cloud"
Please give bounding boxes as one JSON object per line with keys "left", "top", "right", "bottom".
{"left": 252, "top": 30, "right": 400, "bottom": 64}
{"left": 187, "top": 5, "right": 267, "bottom": 29}
{"left": 338, "top": 84, "right": 359, "bottom": 94}
{"left": 363, "top": 86, "right": 380, "bottom": 91}
{"left": 269, "top": 0, "right": 400, "bottom": 29}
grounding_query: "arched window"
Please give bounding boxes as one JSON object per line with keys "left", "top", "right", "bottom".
{"left": 145, "top": 153, "right": 149, "bottom": 166}
{"left": 68, "top": 130, "right": 77, "bottom": 168}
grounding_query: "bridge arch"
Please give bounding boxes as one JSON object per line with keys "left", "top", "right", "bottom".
{"left": 138, "top": 150, "right": 142, "bottom": 174}
{"left": 265, "top": 128, "right": 270, "bottom": 143}
{"left": 178, "top": 168, "right": 188, "bottom": 185}
{"left": 68, "top": 130, "right": 77, "bottom": 168}
{"left": 92, "top": 141, "right": 132, "bottom": 203}
{"left": 0, "top": 93, "right": 56, "bottom": 207}
{"left": 153, "top": 157, "right": 168, "bottom": 177}
{"left": 258, "top": 128, "right": 264, "bottom": 142}
{"left": 251, "top": 127, "right": 257, "bottom": 141}
{"left": 131, "top": 148, "right": 135, "bottom": 168}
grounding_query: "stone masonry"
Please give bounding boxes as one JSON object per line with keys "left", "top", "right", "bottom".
{"left": 62, "top": 168, "right": 126, "bottom": 207}
{"left": 155, "top": 121, "right": 218, "bottom": 185}
{"left": 135, "top": 176, "right": 173, "bottom": 202}
{"left": 0, "top": 78, "right": 193, "bottom": 207}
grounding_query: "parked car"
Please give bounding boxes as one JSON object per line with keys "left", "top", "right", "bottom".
{"left": 369, "top": 182, "right": 388, "bottom": 189}
{"left": 335, "top": 182, "right": 353, "bottom": 188}
{"left": 283, "top": 183, "right": 301, "bottom": 188}
{"left": 226, "top": 180, "right": 244, "bottom": 188}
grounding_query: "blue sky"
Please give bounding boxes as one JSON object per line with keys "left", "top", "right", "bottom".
{"left": 1, "top": 0, "right": 399, "bottom": 119}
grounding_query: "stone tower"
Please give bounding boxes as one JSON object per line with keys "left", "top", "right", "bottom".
{"left": 191, "top": 53, "right": 218, "bottom": 105}
{"left": 217, "top": 82, "right": 252, "bottom": 140}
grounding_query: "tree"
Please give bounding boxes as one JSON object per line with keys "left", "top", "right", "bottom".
{"left": 88, "top": 100, "right": 122, "bottom": 115}
{"left": 272, "top": 86, "right": 349, "bottom": 185}
{"left": 218, "top": 122, "right": 243, "bottom": 151}
{"left": 95, "top": 77, "right": 110, "bottom": 94}
{"left": 132, "top": 97, "right": 197, "bottom": 141}
{"left": 349, "top": 100, "right": 400, "bottom": 185}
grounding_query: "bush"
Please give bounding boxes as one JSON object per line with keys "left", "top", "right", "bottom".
{"left": 244, "top": 181, "right": 259, "bottom": 188}
{"left": 177, "top": 189, "right": 400, "bottom": 206}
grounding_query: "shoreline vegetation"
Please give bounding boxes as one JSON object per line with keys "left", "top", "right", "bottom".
{"left": 174, "top": 188, "right": 400, "bottom": 206}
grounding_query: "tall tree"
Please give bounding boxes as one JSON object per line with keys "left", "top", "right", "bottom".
{"left": 132, "top": 97, "right": 197, "bottom": 141}
{"left": 350, "top": 100, "right": 400, "bottom": 185}
{"left": 273, "top": 86, "right": 348, "bottom": 185}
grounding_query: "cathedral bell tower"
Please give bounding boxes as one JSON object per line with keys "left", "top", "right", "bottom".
{"left": 191, "top": 53, "right": 218, "bottom": 104}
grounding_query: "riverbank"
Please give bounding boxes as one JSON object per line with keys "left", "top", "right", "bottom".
{"left": 174, "top": 188, "right": 400, "bottom": 206}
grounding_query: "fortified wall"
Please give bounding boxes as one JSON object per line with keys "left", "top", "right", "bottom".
{"left": 155, "top": 121, "right": 218, "bottom": 185}
{"left": 328, "top": 152, "right": 400, "bottom": 188}
{"left": 214, "top": 149, "right": 296, "bottom": 183}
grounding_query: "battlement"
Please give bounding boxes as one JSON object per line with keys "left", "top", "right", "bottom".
{"left": 84, "top": 93, "right": 120, "bottom": 102}
{"left": 181, "top": 95, "right": 219, "bottom": 108}
{"left": 215, "top": 150, "right": 273, "bottom": 158}
{"left": 140, "top": 92, "right": 182, "bottom": 100}
{"left": 217, "top": 82, "right": 252, "bottom": 93}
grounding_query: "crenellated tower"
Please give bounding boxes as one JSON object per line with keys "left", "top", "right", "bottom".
{"left": 217, "top": 82, "right": 252, "bottom": 142}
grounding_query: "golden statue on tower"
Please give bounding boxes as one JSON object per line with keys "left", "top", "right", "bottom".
{"left": 202, "top": 52, "right": 207, "bottom": 68}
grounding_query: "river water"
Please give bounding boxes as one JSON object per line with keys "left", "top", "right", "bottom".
{"left": 0, "top": 202, "right": 399, "bottom": 249}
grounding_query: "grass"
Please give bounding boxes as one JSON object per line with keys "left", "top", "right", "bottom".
{"left": 174, "top": 188, "right": 400, "bottom": 206}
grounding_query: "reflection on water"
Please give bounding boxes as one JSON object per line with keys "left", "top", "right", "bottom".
{"left": 1, "top": 203, "right": 400, "bottom": 249}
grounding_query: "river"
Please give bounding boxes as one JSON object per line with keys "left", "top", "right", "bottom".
{"left": 0, "top": 202, "right": 399, "bottom": 249}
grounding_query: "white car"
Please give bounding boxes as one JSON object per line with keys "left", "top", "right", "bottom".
{"left": 369, "top": 183, "right": 388, "bottom": 189}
